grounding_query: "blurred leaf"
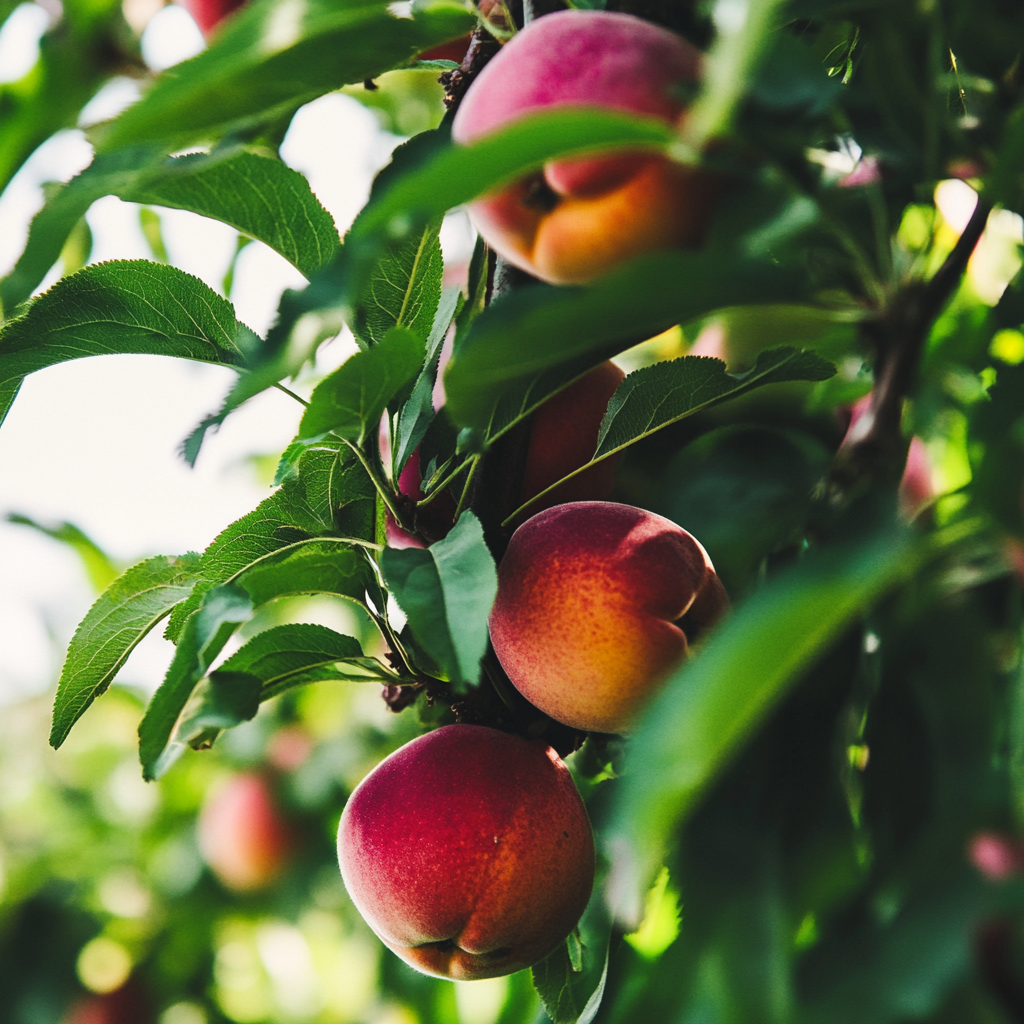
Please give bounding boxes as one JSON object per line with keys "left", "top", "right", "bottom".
{"left": 445, "top": 254, "right": 812, "bottom": 429}
{"left": 351, "top": 219, "right": 443, "bottom": 349}
{"left": 299, "top": 327, "right": 426, "bottom": 444}
{"left": 93, "top": 0, "right": 476, "bottom": 153}
{"left": 348, "top": 107, "right": 675, "bottom": 262}
{"left": 139, "top": 584, "right": 254, "bottom": 780}
{"left": 49, "top": 554, "right": 201, "bottom": 749}
{"left": 380, "top": 510, "right": 496, "bottom": 688}
{"left": 657, "top": 426, "right": 831, "bottom": 593}
{"left": 682, "top": 0, "right": 789, "bottom": 151}
{"left": 215, "top": 622, "right": 393, "bottom": 700}
{"left": 0, "top": 261, "right": 256, "bottom": 428}
{"left": 798, "top": 871, "right": 1024, "bottom": 1024}
{"left": 604, "top": 526, "right": 919, "bottom": 925}
{"left": 970, "top": 361, "right": 1024, "bottom": 538}
{"left": 1, "top": 147, "right": 339, "bottom": 311}
{"left": 532, "top": 881, "right": 612, "bottom": 1024}
{"left": 167, "top": 440, "right": 374, "bottom": 639}
{"left": 983, "top": 102, "right": 1024, "bottom": 216}
{"left": 392, "top": 285, "right": 461, "bottom": 477}
{"left": 6, "top": 512, "right": 119, "bottom": 591}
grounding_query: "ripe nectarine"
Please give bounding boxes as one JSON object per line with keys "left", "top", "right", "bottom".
{"left": 337, "top": 724, "right": 594, "bottom": 980}
{"left": 452, "top": 10, "right": 719, "bottom": 284}
{"left": 490, "top": 501, "right": 726, "bottom": 733}
{"left": 198, "top": 773, "right": 291, "bottom": 892}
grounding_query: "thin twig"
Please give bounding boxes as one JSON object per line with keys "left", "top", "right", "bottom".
{"left": 273, "top": 382, "right": 309, "bottom": 406}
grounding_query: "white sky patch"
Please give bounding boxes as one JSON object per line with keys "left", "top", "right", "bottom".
{"left": 0, "top": 3, "right": 50, "bottom": 84}
{"left": 141, "top": 3, "right": 205, "bottom": 71}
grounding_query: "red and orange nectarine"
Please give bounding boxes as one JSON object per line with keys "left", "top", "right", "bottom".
{"left": 490, "top": 501, "right": 727, "bottom": 734}
{"left": 198, "top": 772, "right": 292, "bottom": 892}
{"left": 337, "top": 724, "right": 594, "bottom": 980}
{"left": 452, "top": 10, "right": 719, "bottom": 284}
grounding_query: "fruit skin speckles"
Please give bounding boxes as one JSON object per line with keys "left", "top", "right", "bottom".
{"left": 490, "top": 501, "right": 728, "bottom": 734}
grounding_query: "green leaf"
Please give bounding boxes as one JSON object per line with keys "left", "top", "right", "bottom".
{"left": 351, "top": 219, "right": 444, "bottom": 349}
{"left": 597, "top": 348, "right": 835, "bottom": 456}
{"left": 236, "top": 539, "right": 371, "bottom": 609}
{"left": 166, "top": 440, "right": 375, "bottom": 641}
{"left": 380, "top": 511, "right": 496, "bottom": 688}
{"left": 392, "top": 285, "right": 461, "bottom": 476}
{"left": 139, "top": 584, "right": 254, "bottom": 780}
{"left": 216, "top": 622, "right": 393, "bottom": 700}
{"left": 444, "top": 251, "right": 810, "bottom": 429}
{"left": 299, "top": 326, "right": 426, "bottom": 444}
{"left": 681, "top": 0, "right": 789, "bottom": 151}
{"left": 532, "top": 878, "right": 612, "bottom": 1024}
{"left": 93, "top": 0, "right": 476, "bottom": 153}
{"left": 6, "top": 512, "right": 119, "bottom": 592}
{"left": 0, "top": 261, "right": 256, "bottom": 428}
{"left": 508, "top": 348, "right": 835, "bottom": 524}
{"left": 604, "top": 526, "right": 920, "bottom": 926}
{"left": 49, "top": 554, "right": 201, "bottom": 749}
{"left": 2, "top": 147, "right": 340, "bottom": 311}
{"left": 347, "top": 107, "right": 675, "bottom": 258}
{"left": 172, "top": 671, "right": 263, "bottom": 752}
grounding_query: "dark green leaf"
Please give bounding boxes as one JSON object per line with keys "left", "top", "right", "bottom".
{"left": 216, "top": 622, "right": 393, "bottom": 700}
{"left": 299, "top": 326, "right": 426, "bottom": 444}
{"left": 0, "top": 261, "right": 256, "bottom": 428}
{"left": 444, "top": 252, "right": 810, "bottom": 429}
{"left": 604, "top": 526, "right": 919, "bottom": 925}
{"left": 93, "top": 0, "right": 476, "bottom": 153}
{"left": 139, "top": 584, "right": 253, "bottom": 780}
{"left": 597, "top": 348, "right": 836, "bottom": 458}
{"left": 49, "top": 554, "right": 201, "bottom": 749}
{"left": 172, "top": 671, "right": 263, "bottom": 752}
{"left": 236, "top": 539, "right": 371, "bottom": 609}
{"left": 380, "top": 511, "right": 496, "bottom": 688}
{"left": 351, "top": 219, "right": 444, "bottom": 349}
{"left": 2, "top": 147, "right": 339, "bottom": 311}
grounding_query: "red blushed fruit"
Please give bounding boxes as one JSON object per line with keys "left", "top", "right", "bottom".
{"left": 180, "top": 0, "right": 246, "bottom": 35}
{"left": 198, "top": 773, "right": 292, "bottom": 892}
{"left": 452, "top": 10, "right": 719, "bottom": 285}
{"left": 517, "top": 361, "right": 625, "bottom": 521}
{"left": 337, "top": 724, "right": 595, "bottom": 980}
{"left": 490, "top": 502, "right": 726, "bottom": 734}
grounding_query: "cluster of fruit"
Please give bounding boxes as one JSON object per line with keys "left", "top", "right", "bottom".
{"left": 337, "top": 11, "right": 729, "bottom": 980}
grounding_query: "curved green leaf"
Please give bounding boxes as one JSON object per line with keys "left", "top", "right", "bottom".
{"left": 93, "top": 0, "right": 476, "bottom": 153}
{"left": 49, "top": 554, "right": 201, "bottom": 749}
{"left": 0, "top": 260, "right": 257, "bottom": 427}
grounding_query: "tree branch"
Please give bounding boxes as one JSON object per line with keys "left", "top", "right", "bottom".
{"left": 833, "top": 197, "right": 991, "bottom": 496}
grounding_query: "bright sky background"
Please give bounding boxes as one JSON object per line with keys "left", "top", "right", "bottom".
{"left": 0, "top": 4, "right": 474, "bottom": 704}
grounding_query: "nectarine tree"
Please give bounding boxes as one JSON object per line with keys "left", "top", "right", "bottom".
{"left": 4, "top": 0, "right": 1024, "bottom": 1018}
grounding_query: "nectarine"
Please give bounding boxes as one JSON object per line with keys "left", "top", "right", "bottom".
{"left": 337, "top": 724, "right": 594, "bottom": 980}
{"left": 452, "top": 10, "right": 718, "bottom": 284}
{"left": 198, "top": 773, "right": 292, "bottom": 892}
{"left": 489, "top": 501, "right": 726, "bottom": 733}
